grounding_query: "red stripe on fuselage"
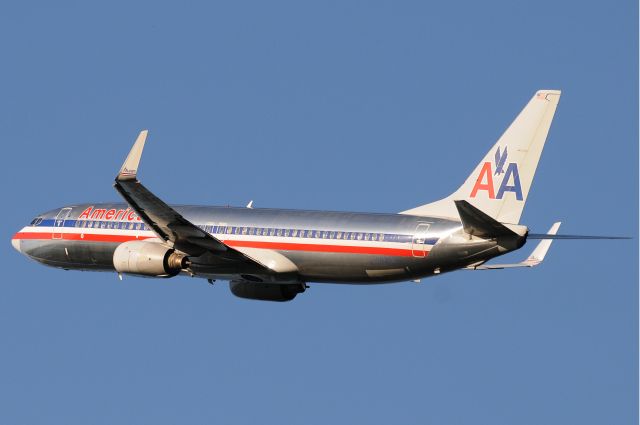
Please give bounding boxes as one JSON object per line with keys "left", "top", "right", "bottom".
{"left": 12, "top": 231, "right": 427, "bottom": 257}
{"left": 222, "top": 239, "right": 420, "bottom": 257}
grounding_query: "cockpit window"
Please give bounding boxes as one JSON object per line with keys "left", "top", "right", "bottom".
{"left": 30, "top": 218, "right": 43, "bottom": 226}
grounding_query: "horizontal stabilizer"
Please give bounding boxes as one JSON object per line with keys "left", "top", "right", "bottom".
{"left": 454, "top": 200, "right": 517, "bottom": 238}
{"left": 469, "top": 222, "right": 561, "bottom": 270}
{"left": 527, "top": 233, "right": 630, "bottom": 240}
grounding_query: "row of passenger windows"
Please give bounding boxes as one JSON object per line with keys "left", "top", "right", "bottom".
{"left": 44, "top": 219, "right": 411, "bottom": 243}
{"left": 74, "top": 220, "right": 150, "bottom": 231}
{"left": 195, "top": 224, "right": 398, "bottom": 242}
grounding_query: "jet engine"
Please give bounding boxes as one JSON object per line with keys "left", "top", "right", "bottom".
{"left": 229, "top": 281, "right": 306, "bottom": 302}
{"left": 113, "top": 241, "right": 189, "bottom": 277}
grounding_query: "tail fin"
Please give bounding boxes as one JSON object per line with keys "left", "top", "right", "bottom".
{"left": 401, "top": 90, "right": 561, "bottom": 224}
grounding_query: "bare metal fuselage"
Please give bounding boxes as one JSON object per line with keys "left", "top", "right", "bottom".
{"left": 13, "top": 203, "right": 519, "bottom": 284}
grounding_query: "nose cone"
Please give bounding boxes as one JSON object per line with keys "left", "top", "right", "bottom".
{"left": 11, "top": 236, "right": 21, "bottom": 253}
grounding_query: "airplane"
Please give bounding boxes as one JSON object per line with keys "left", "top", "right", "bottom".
{"left": 11, "top": 90, "right": 627, "bottom": 301}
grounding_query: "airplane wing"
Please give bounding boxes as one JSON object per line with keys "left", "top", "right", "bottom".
{"left": 113, "top": 131, "right": 270, "bottom": 270}
{"left": 467, "top": 222, "right": 561, "bottom": 270}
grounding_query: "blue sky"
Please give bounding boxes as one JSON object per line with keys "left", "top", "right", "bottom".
{"left": 1, "top": 1, "right": 637, "bottom": 424}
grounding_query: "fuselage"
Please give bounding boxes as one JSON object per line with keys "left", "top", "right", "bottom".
{"left": 11, "top": 202, "right": 513, "bottom": 284}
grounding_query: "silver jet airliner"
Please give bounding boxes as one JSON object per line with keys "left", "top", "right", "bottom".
{"left": 11, "top": 90, "right": 624, "bottom": 301}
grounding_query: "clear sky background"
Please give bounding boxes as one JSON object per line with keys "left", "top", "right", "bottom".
{"left": 1, "top": 1, "right": 637, "bottom": 424}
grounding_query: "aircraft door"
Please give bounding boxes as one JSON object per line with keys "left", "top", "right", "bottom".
{"left": 52, "top": 208, "right": 72, "bottom": 239}
{"left": 411, "top": 222, "right": 431, "bottom": 258}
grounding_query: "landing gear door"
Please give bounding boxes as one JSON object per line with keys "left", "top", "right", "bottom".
{"left": 411, "top": 222, "right": 431, "bottom": 258}
{"left": 52, "top": 208, "right": 72, "bottom": 239}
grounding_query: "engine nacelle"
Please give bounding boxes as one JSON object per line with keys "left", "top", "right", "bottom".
{"left": 113, "top": 241, "right": 189, "bottom": 277}
{"left": 229, "top": 281, "right": 305, "bottom": 302}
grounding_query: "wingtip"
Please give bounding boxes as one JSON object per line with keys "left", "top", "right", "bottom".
{"left": 549, "top": 222, "right": 561, "bottom": 235}
{"left": 117, "top": 130, "right": 148, "bottom": 181}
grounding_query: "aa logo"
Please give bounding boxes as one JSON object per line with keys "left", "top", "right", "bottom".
{"left": 470, "top": 146, "right": 523, "bottom": 200}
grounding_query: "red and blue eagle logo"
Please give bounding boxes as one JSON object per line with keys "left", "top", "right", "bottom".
{"left": 470, "top": 146, "right": 523, "bottom": 200}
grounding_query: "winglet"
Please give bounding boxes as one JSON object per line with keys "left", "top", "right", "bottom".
{"left": 522, "top": 222, "right": 561, "bottom": 266}
{"left": 117, "top": 130, "right": 148, "bottom": 181}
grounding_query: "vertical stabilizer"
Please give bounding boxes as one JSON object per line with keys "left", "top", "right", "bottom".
{"left": 401, "top": 90, "right": 561, "bottom": 224}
